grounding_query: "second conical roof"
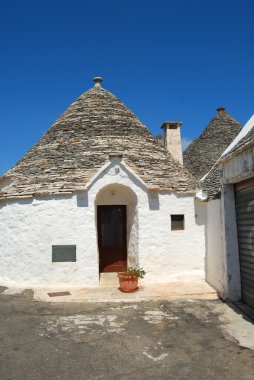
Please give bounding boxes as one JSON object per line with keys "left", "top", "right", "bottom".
{"left": 183, "top": 109, "right": 242, "bottom": 180}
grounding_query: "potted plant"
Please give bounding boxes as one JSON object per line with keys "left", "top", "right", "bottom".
{"left": 118, "top": 267, "right": 146, "bottom": 293}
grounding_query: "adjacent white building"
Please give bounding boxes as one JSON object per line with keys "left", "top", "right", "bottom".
{"left": 216, "top": 117, "right": 254, "bottom": 307}
{"left": 185, "top": 111, "right": 254, "bottom": 309}
{"left": 184, "top": 107, "right": 243, "bottom": 297}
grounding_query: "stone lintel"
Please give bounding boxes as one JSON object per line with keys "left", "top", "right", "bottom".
{"left": 161, "top": 121, "right": 183, "bottom": 130}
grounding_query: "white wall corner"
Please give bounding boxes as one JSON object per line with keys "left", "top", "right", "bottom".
{"left": 221, "top": 183, "right": 242, "bottom": 301}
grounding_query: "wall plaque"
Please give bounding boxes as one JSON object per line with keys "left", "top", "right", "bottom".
{"left": 52, "top": 245, "right": 76, "bottom": 262}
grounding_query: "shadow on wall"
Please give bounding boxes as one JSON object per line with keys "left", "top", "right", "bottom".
{"left": 1, "top": 193, "right": 76, "bottom": 209}
{"left": 194, "top": 199, "right": 210, "bottom": 291}
{"left": 0, "top": 197, "right": 32, "bottom": 209}
{"left": 194, "top": 199, "right": 206, "bottom": 226}
{"left": 127, "top": 204, "right": 139, "bottom": 268}
{"left": 77, "top": 192, "right": 89, "bottom": 207}
{"left": 199, "top": 198, "right": 228, "bottom": 297}
{"left": 148, "top": 192, "right": 159, "bottom": 210}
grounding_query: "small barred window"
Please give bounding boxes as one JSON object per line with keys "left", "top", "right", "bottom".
{"left": 171, "top": 215, "right": 184, "bottom": 230}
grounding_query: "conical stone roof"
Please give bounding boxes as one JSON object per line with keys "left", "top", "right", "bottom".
{"left": 183, "top": 108, "right": 242, "bottom": 180}
{"left": 0, "top": 80, "right": 198, "bottom": 200}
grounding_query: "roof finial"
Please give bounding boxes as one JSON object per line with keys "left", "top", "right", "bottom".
{"left": 93, "top": 77, "right": 103, "bottom": 87}
{"left": 217, "top": 107, "right": 226, "bottom": 113}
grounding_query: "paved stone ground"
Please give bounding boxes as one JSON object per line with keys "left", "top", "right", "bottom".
{"left": 0, "top": 288, "right": 254, "bottom": 380}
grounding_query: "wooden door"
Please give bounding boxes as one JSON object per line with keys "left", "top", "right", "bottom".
{"left": 97, "top": 205, "right": 127, "bottom": 273}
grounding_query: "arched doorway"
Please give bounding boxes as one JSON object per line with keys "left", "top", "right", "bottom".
{"left": 97, "top": 204, "right": 127, "bottom": 272}
{"left": 95, "top": 184, "right": 138, "bottom": 273}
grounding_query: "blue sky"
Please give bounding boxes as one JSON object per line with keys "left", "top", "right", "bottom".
{"left": 1, "top": 0, "right": 254, "bottom": 176}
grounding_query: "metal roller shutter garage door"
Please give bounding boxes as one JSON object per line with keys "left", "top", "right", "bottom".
{"left": 235, "top": 179, "right": 254, "bottom": 309}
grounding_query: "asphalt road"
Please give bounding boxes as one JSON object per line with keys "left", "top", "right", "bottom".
{"left": 0, "top": 288, "right": 253, "bottom": 380}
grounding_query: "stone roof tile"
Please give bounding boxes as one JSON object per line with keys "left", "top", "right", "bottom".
{"left": 201, "top": 165, "right": 221, "bottom": 200}
{"left": 183, "top": 109, "right": 242, "bottom": 180}
{"left": 0, "top": 83, "right": 198, "bottom": 200}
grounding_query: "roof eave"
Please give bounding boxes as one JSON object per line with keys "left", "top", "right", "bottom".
{"left": 219, "top": 140, "right": 254, "bottom": 164}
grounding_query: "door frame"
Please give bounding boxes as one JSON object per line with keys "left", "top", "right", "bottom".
{"left": 97, "top": 205, "right": 127, "bottom": 273}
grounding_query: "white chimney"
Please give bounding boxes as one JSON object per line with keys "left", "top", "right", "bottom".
{"left": 161, "top": 121, "right": 183, "bottom": 164}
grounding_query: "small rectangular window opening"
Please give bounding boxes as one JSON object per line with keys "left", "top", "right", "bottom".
{"left": 171, "top": 214, "right": 184, "bottom": 230}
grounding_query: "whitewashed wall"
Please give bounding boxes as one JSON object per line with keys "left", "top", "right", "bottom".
{"left": 220, "top": 183, "right": 241, "bottom": 300}
{"left": 204, "top": 199, "right": 227, "bottom": 294}
{"left": 0, "top": 195, "right": 98, "bottom": 288}
{"left": 222, "top": 146, "right": 254, "bottom": 185}
{"left": 204, "top": 145, "right": 254, "bottom": 301}
{"left": 218, "top": 146, "right": 254, "bottom": 301}
{"left": 0, "top": 159, "right": 206, "bottom": 287}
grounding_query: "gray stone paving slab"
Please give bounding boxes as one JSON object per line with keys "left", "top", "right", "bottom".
{"left": 0, "top": 288, "right": 254, "bottom": 380}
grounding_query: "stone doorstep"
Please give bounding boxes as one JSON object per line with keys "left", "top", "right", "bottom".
{"left": 32, "top": 280, "right": 219, "bottom": 303}
{"left": 99, "top": 272, "right": 119, "bottom": 287}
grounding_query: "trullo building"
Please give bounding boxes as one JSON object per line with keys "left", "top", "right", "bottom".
{"left": 184, "top": 107, "right": 244, "bottom": 301}
{"left": 0, "top": 77, "right": 205, "bottom": 288}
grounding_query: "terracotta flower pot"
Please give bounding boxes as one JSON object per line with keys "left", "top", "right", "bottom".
{"left": 118, "top": 273, "right": 139, "bottom": 293}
